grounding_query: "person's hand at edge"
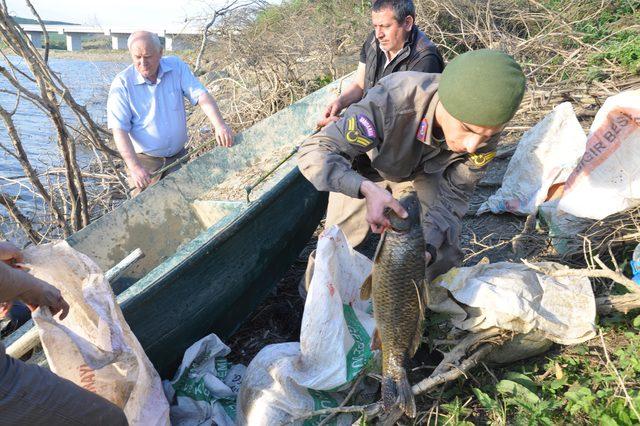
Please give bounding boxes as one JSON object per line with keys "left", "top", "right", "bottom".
{"left": 317, "top": 98, "right": 342, "bottom": 128}
{"left": 214, "top": 122, "right": 234, "bottom": 147}
{"left": 129, "top": 162, "right": 152, "bottom": 190}
{"left": 0, "top": 241, "right": 23, "bottom": 265}
{"left": 20, "top": 274, "right": 70, "bottom": 320}
{"left": 359, "top": 180, "right": 408, "bottom": 234}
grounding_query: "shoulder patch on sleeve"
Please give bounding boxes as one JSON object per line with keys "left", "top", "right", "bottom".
{"left": 356, "top": 114, "right": 377, "bottom": 139}
{"left": 468, "top": 151, "right": 496, "bottom": 168}
{"left": 344, "top": 115, "right": 376, "bottom": 148}
{"left": 416, "top": 117, "right": 429, "bottom": 143}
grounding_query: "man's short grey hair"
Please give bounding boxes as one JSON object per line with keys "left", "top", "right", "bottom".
{"left": 372, "top": 0, "right": 416, "bottom": 22}
{"left": 127, "top": 31, "right": 162, "bottom": 52}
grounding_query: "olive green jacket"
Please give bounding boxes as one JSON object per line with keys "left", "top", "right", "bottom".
{"left": 297, "top": 71, "right": 499, "bottom": 254}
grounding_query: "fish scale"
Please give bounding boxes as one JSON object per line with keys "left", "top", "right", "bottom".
{"left": 361, "top": 193, "right": 426, "bottom": 418}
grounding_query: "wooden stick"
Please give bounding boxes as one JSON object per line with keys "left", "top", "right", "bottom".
{"left": 289, "top": 403, "right": 378, "bottom": 424}
{"left": 596, "top": 293, "right": 640, "bottom": 315}
{"left": 430, "top": 327, "right": 503, "bottom": 377}
{"left": 317, "top": 372, "right": 366, "bottom": 426}
{"left": 4, "top": 320, "right": 38, "bottom": 359}
{"left": 5, "top": 248, "right": 145, "bottom": 359}
{"left": 412, "top": 343, "right": 498, "bottom": 395}
{"left": 522, "top": 257, "right": 640, "bottom": 295}
{"left": 126, "top": 138, "right": 215, "bottom": 195}
{"left": 104, "top": 248, "right": 144, "bottom": 283}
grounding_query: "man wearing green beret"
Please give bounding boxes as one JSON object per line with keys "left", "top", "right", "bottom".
{"left": 298, "top": 49, "right": 526, "bottom": 283}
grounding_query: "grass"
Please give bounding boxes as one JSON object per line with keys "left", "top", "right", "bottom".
{"left": 594, "top": 32, "right": 640, "bottom": 74}
{"left": 422, "top": 310, "right": 640, "bottom": 425}
{"left": 546, "top": 0, "right": 640, "bottom": 76}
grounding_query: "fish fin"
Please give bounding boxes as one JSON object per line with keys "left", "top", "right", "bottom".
{"left": 371, "top": 327, "right": 381, "bottom": 350}
{"left": 359, "top": 274, "right": 373, "bottom": 300}
{"left": 409, "top": 279, "right": 426, "bottom": 357}
{"left": 380, "top": 407, "right": 404, "bottom": 426}
{"left": 381, "top": 369, "right": 416, "bottom": 418}
{"left": 396, "top": 369, "right": 416, "bottom": 418}
{"left": 373, "top": 230, "right": 387, "bottom": 264}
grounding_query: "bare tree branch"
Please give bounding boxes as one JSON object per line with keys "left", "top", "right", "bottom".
{"left": 194, "top": 0, "right": 267, "bottom": 74}
{"left": 24, "top": 0, "right": 50, "bottom": 62}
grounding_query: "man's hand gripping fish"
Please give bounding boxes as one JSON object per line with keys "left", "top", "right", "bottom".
{"left": 360, "top": 193, "right": 426, "bottom": 418}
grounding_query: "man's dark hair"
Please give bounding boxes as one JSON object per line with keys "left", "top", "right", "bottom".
{"left": 371, "top": 0, "right": 416, "bottom": 22}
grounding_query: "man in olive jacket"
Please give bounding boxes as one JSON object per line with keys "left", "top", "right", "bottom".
{"left": 299, "top": 50, "right": 526, "bottom": 284}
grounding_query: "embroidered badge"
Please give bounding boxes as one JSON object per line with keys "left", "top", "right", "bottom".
{"left": 416, "top": 117, "right": 429, "bottom": 143}
{"left": 345, "top": 116, "right": 373, "bottom": 148}
{"left": 468, "top": 151, "right": 497, "bottom": 168}
{"left": 357, "top": 114, "right": 377, "bottom": 139}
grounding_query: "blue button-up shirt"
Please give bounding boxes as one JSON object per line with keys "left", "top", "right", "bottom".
{"left": 107, "top": 56, "right": 207, "bottom": 157}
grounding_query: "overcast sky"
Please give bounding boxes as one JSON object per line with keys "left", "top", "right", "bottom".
{"left": 5, "top": 0, "right": 240, "bottom": 29}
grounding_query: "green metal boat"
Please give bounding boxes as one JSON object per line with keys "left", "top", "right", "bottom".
{"left": 9, "top": 78, "right": 346, "bottom": 376}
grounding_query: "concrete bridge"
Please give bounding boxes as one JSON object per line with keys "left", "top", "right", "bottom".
{"left": 20, "top": 24, "right": 199, "bottom": 51}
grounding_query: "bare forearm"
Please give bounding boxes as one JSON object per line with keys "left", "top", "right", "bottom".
{"left": 198, "top": 92, "right": 226, "bottom": 127}
{"left": 198, "top": 92, "right": 233, "bottom": 147}
{"left": 0, "top": 262, "right": 38, "bottom": 303}
{"left": 336, "top": 83, "right": 364, "bottom": 110}
{"left": 112, "top": 129, "right": 140, "bottom": 169}
{"left": 336, "top": 62, "right": 366, "bottom": 110}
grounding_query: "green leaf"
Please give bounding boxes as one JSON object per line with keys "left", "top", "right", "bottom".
{"left": 611, "top": 399, "right": 632, "bottom": 424}
{"left": 496, "top": 379, "right": 540, "bottom": 404}
{"left": 473, "top": 387, "right": 497, "bottom": 410}
{"left": 599, "top": 414, "right": 619, "bottom": 426}
{"left": 550, "top": 377, "right": 568, "bottom": 390}
{"left": 633, "top": 315, "right": 640, "bottom": 329}
{"left": 505, "top": 372, "right": 538, "bottom": 392}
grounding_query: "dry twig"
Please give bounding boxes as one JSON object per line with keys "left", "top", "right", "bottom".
{"left": 599, "top": 330, "right": 640, "bottom": 420}
{"left": 522, "top": 256, "right": 640, "bottom": 295}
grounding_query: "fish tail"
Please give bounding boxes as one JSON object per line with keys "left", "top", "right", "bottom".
{"left": 396, "top": 368, "right": 416, "bottom": 418}
{"left": 381, "top": 376, "right": 398, "bottom": 413}
{"left": 381, "top": 369, "right": 416, "bottom": 418}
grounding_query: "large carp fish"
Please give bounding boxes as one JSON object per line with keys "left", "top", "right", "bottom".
{"left": 360, "top": 193, "right": 426, "bottom": 418}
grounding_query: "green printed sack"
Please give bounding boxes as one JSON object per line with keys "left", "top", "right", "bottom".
{"left": 163, "top": 334, "right": 245, "bottom": 426}
{"left": 237, "top": 226, "right": 379, "bottom": 425}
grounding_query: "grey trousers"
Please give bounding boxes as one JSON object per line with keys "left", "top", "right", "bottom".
{"left": 301, "top": 174, "right": 463, "bottom": 295}
{"left": 127, "top": 147, "right": 188, "bottom": 197}
{"left": 0, "top": 343, "right": 128, "bottom": 425}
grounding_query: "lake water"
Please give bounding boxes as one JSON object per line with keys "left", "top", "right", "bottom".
{"left": 0, "top": 56, "right": 127, "bottom": 237}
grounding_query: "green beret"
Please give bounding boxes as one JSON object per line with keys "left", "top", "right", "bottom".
{"left": 438, "top": 49, "right": 526, "bottom": 127}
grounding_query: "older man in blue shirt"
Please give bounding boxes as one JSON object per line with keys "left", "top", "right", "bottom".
{"left": 107, "top": 31, "right": 233, "bottom": 195}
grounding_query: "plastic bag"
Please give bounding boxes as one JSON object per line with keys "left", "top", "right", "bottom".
{"left": 427, "top": 261, "right": 597, "bottom": 345}
{"left": 26, "top": 241, "right": 169, "bottom": 425}
{"left": 558, "top": 89, "right": 640, "bottom": 219}
{"left": 537, "top": 199, "right": 592, "bottom": 256}
{"left": 162, "top": 334, "right": 245, "bottom": 426}
{"left": 237, "top": 226, "right": 378, "bottom": 425}
{"left": 477, "top": 102, "right": 586, "bottom": 216}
